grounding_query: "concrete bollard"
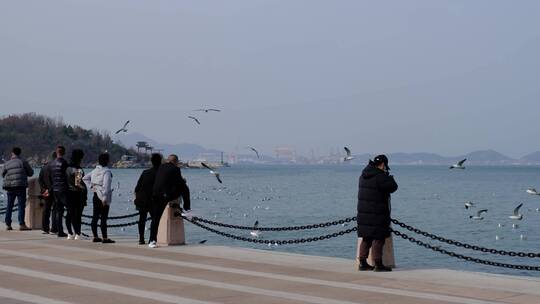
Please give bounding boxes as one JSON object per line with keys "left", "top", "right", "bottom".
{"left": 157, "top": 199, "right": 186, "bottom": 246}
{"left": 25, "top": 177, "right": 44, "bottom": 229}
{"left": 356, "top": 236, "right": 396, "bottom": 268}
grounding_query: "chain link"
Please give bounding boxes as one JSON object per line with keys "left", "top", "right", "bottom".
{"left": 184, "top": 216, "right": 357, "bottom": 245}
{"left": 391, "top": 219, "right": 540, "bottom": 258}
{"left": 189, "top": 216, "right": 357, "bottom": 231}
{"left": 81, "top": 212, "right": 140, "bottom": 220}
{"left": 391, "top": 228, "right": 540, "bottom": 271}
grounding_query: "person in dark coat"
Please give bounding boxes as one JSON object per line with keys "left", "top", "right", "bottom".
{"left": 38, "top": 152, "right": 57, "bottom": 234}
{"left": 357, "top": 154, "right": 398, "bottom": 272}
{"left": 134, "top": 153, "right": 162, "bottom": 245}
{"left": 65, "top": 149, "right": 87, "bottom": 240}
{"left": 148, "top": 154, "right": 190, "bottom": 248}
{"left": 50, "top": 146, "right": 69, "bottom": 237}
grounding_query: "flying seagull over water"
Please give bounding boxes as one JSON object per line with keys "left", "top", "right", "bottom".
{"left": 509, "top": 203, "right": 523, "bottom": 220}
{"left": 250, "top": 220, "right": 260, "bottom": 238}
{"left": 201, "top": 162, "right": 222, "bottom": 183}
{"left": 188, "top": 116, "right": 201, "bottom": 125}
{"left": 115, "top": 120, "right": 130, "bottom": 134}
{"left": 247, "top": 146, "right": 260, "bottom": 158}
{"left": 526, "top": 188, "right": 540, "bottom": 195}
{"left": 464, "top": 201, "right": 474, "bottom": 209}
{"left": 343, "top": 147, "right": 354, "bottom": 161}
{"left": 470, "top": 209, "right": 487, "bottom": 220}
{"left": 195, "top": 108, "right": 221, "bottom": 113}
{"left": 449, "top": 159, "right": 466, "bottom": 169}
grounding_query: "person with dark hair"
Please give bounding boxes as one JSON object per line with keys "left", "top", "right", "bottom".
{"left": 149, "top": 154, "right": 190, "bottom": 248}
{"left": 134, "top": 153, "right": 162, "bottom": 245}
{"left": 65, "top": 149, "right": 87, "bottom": 240}
{"left": 1, "top": 147, "right": 34, "bottom": 231}
{"left": 357, "top": 154, "right": 398, "bottom": 272}
{"left": 83, "top": 153, "right": 114, "bottom": 243}
{"left": 38, "top": 152, "right": 57, "bottom": 234}
{"left": 50, "top": 145, "right": 69, "bottom": 237}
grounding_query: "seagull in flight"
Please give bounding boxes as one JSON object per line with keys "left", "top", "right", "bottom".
{"left": 194, "top": 108, "right": 221, "bottom": 113}
{"left": 470, "top": 209, "right": 487, "bottom": 220}
{"left": 450, "top": 159, "right": 467, "bottom": 169}
{"left": 343, "top": 147, "right": 354, "bottom": 161}
{"left": 509, "top": 203, "right": 523, "bottom": 220}
{"left": 250, "top": 220, "right": 260, "bottom": 238}
{"left": 464, "top": 201, "right": 474, "bottom": 209}
{"left": 247, "top": 146, "right": 260, "bottom": 158}
{"left": 188, "top": 116, "right": 201, "bottom": 125}
{"left": 115, "top": 120, "right": 130, "bottom": 134}
{"left": 526, "top": 188, "right": 540, "bottom": 195}
{"left": 201, "top": 162, "right": 222, "bottom": 183}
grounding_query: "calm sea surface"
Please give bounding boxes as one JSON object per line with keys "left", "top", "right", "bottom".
{"left": 15, "top": 165, "right": 540, "bottom": 277}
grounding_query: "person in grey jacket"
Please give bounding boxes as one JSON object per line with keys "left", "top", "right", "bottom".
{"left": 1, "top": 147, "right": 34, "bottom": 231}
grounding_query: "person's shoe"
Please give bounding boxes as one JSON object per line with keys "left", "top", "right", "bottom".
{"left": 74, "top": 234, "right": 81, "bottom": 240}
{"left": 92, "top": 237, "right": 103, "bottom": 243}
{"left": 139, "top": 239, "right": 145, "bottom": 245}
{"left": 6, "top": 225, "right": 13, "bottom": 231}
{"left": 50, "top": 230, "right": 58, "bottom": 234}
{"left": 57, "top": 232, "right": 68, "bottom": 238}
{"left": 42, "top": 231, "right": 50, "bottom": 234}
{"left": 19, "top": 224, "right": 31, "bottom": 231}
{"left": 373, "top": 264, "right": 392, "bottom": 272}
{"left": 148, "top": 241, "right": 157, "bottom": 248}
{"left": 66, "top": 234, "right": 74, "bottom": 240}
{"left": 102, "top": 238, "right": 115, "bottom": 244}
{"left": 358, "top": 258, "right": 374, "bottom": 271}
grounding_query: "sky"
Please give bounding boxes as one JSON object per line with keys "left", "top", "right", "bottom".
{"left": 1, "top": 0, "right": 539, "bottom": 158}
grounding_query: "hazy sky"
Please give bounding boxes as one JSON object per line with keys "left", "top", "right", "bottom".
{"left": 1, "top": 1, "right": 539, "bottom": 157}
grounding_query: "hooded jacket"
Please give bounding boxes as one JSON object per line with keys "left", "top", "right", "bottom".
{"left": 2, "top": 156, "right": 34, "bottom": 190}
{"left": 83, "top": 165, "right": 113, "bottom": 205}
{"left": 356, "top": 163, "right": 398, "bottom": 239}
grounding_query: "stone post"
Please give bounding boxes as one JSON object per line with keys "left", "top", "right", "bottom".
{"left": 25, "top": 177, "right": 44, "bottom": 229}
{"left": 157, "top": 199, "right": 186, "bottom": 246}
{"left": 356, "top": 236, "right": 396, "bottom": 268}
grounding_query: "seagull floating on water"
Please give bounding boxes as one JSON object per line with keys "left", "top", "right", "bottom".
{"left": 512, "top": 223, "right": 519, "bottom": 229}
{"left": 194, "top": 108, "right": 221, "bottom": 113}
{"left": 247, "top": 146, "right": 260, "bottom": 159}
{"left": 449, "top": 159, "right": 466, "bottom": 169}
{"left": 343, "top": 147, "right": 354, "bottom": 161}
{"left": 526, "top": 188, "right": 540, "bottom": 195}
{"left": 464, "top": 201, "right": 474, "bottom": 209}
{"left": 250, "top": 220, "right": 260, "bottom": 238}
{"left": 470, "top": 209, "right": 487, "bottom": 220}
{"left": 201, "top": 162, "right": 223, "bottom": 183}
{"left": 188, "top": 116, "right": 201, "bottom": 125}
{"left": 115, "top": 120, "right": 130, "bottom": 134}
{"left": 509, "top": 203, "right": 523, "bottom": 220}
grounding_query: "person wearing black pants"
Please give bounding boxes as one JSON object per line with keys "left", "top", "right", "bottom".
{"left": 50, "top": 146, "right": 69, "bottom": 237}
{"left": 83, "top": 153, "right": 115, "bottom": 244}
{"left": 149, "top": 154, "right": 190, "bottom": 248}
{"left": 65, "top": 149, "right": 87, "bottom": 240}
{"left": 134, "top": 153, "right": 162, "bottom": 245}
{"left": 38, "top": 152, "right": 56, "bottom": 234}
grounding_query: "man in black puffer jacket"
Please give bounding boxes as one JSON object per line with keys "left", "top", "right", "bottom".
{"left": 357, "top": 154, "right": 398, "bottom": 272}
{"left": 134, "top": 153, "right": 162, "bottom": 245}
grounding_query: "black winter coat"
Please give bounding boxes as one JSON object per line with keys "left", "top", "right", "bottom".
{"left": 152, "top": 163, "right": 190, "bottom": 210}
{"left": 357, "top": 163, "right": 398, "bottom": 239}
{"left": 134, "top": 166, "right": 158, "bottom": 210}
{"left": 50, "top": 158, "right": 69, "bottom": 192}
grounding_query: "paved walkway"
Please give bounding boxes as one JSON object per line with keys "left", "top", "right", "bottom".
{"left": 0, "top": 228, "right": 538, "bottom": 304}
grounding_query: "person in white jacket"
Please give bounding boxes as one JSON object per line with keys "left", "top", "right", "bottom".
{"left": 83, "top": 153, "right": 115, "bottom": 243}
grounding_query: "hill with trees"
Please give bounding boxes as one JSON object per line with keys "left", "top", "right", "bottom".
{"left": 0, "top": 113, "right": 133, "bottom": 166}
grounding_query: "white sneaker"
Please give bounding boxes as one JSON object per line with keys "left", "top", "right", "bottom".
{"left": 66, "top": 234, "right": 74, "bottom": 240}
{"left": 148, "top": 241, "right": 157, "bottom": 248}
{"left": 74, "top": 234, "right": 81, "bottom": 240}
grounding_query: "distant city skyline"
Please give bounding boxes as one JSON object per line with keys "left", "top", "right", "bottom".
{"left": 1, "top": 1, "right": 539, "bottom": 158}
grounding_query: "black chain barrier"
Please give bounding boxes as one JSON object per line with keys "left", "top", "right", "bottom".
{"left": 391, "top": 218, "right": 540, "bottom": 258}
{"left": 81, "top": 212, "right": 140, "bottom": 220}
{"left": 189, "top": 216, "right": 357, "bottom": 231}
{"left": 391, "top": 229, "right": 540, "bottom": 271}
{"left": 183, "top": 216, "right": 357, "bottom": 245}
{"left": 79, "top": 217, "right": 151, "bottom": 228}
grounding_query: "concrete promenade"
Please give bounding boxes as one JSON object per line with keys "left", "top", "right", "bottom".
{"left": 0, "top": 227, "right": 538, "bottom": 304}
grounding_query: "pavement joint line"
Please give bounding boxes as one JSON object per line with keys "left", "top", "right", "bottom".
{"left": 0, "top": 248, "right": 366, "bottom": 304}
{"left": 4, "top": 243, "right": 514, "bottom": 304}
{"left": 0, "top": 263, "right": 219, "bottom": 304}
{"left": 0, "top": 286, "right": 75, "bottom": 304}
